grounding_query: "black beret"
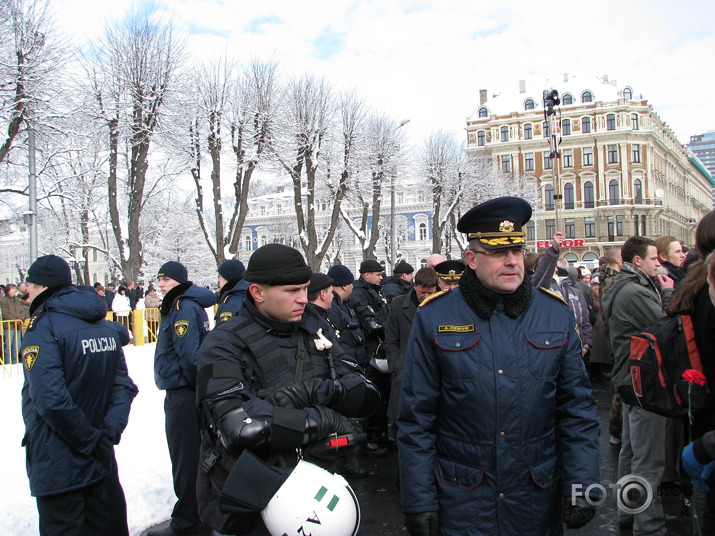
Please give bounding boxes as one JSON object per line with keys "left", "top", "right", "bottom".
{"left": 308, "top": 273, "right": 334, "bottom": 295}
{"left": 243, "top": 244, "right": 312, "bottom": 285}
{"left": 435, "top": 260, "right": 466, "bottom": 281}
{"left": 393, "top": 260, "right": 414, "bottom": 274}
{"left": 457, "top": 197, "right": 532, "bottom": 250}
{"left": 359, "top": 259, "right": 383, "bottom": 273}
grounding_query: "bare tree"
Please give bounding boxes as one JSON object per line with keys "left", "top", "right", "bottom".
{"left": 186, "top": 57, "right": 279, "bottom": 266}
{"left": 85, "top": 11, "right": 182, "bottom": 281}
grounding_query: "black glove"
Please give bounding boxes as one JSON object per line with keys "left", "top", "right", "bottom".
{"left": 562, "top": 496, "right": 596, "bottom": 529}
{"left": 305, "top": 405, "right": 355, "bottom": 442}
{"left": 92, "top": 431, "right": 114, "bottom": 461}
{"left": 258, "top": 378, "right": 323, "bottom": 409}
{"left": 323, "top": 377, "right": 381, "bottom": 419}
{"left": 404, "top": 511, "right": 439, "bottom": 536}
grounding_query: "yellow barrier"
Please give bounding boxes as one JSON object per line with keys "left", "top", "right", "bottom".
{"left": 0, "top": 318, "right": 26, "bottom": 376}
{"left": 105, "top": 308, "right": 161, "bottom": 347}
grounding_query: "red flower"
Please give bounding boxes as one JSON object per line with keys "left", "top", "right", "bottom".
{"left": 683, "top": 369, "right": 707, "bottom": 387}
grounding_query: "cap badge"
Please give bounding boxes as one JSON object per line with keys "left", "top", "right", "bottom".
{"left": 499, "top": 220, "right": 515, "bottom": 233}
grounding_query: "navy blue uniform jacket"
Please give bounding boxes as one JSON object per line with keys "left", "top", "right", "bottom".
{"left": 398, "top": 285, "right": 599, "bottom": 536}
{"left": 20, "top": 286, "right": 138, "bottom": 497}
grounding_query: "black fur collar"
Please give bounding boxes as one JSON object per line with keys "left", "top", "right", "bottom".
{"left": 459, "top": 268, "right": 532, "bottom": 319}
{"left": 160, "top": 282, "right": 192, "bottom": 316}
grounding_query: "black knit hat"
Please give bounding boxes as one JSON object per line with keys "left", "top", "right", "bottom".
{"left": 327, "top": 265, "right": 354, "bottom": 286}
{"left": 308, "top": 273, "right": 334, "bottom": 295}
{"left": 26, "top": 255, "right": 72, "bottom": 287}
{"left": 157, "top": 261, "right": 188, "bottom": 284}
{"left": 218, "top": 259, "right": 245, "bottom": 281}
{"left": 359, "top": 259, "right": 383, "bottom": 274}
{"left": 243, "top": 244, "right": 312, "bottom": 285}
{"left": 393, "top": 260, "right": 414, "bottom": 274}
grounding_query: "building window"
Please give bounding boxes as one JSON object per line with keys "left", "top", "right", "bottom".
{"left": 418, "top": 222, "right": 427, "bottom": 241}
{"left": 632, "top": 143, "right": 641, "bottom": 163}
{"left": 616, "top": 215, "right": 623, "bottom": 236}
{"left": 544, "top": 184, "right": 555, "bottom": 210}
{"left": 607, "top": 114, "right": 616, "bottom": 131}
{"left": 583, "top": 147, "right": 593, "bottom": 166}
{"left": 543, "top": 151, "right": 553, "bottom": 169}
{"left": 477, "top": 131, "right": 485, "bottom": 146}
{"left": 524, "top": 123, "right": 532, "bottom": 140}
{"left": 609, "top": 179, "right": 620, "bottom": 205}
{"left": 631, "top": 113, "right": 639, "bottom": 130}
{"left": 581, "top": 90, "right": 593, "bottom": 103}
{"left": 244, "top": 235, "right": 252, "bottom": 251}
{"left": 524, "top": 98, "right": 535, "bottom": 110}
{"left": 527, "top": 221, "right": 535, "bottom": 241}
{"left": 260, "top": 205, "right": 266, "bottom": 216}
{"left": 564, "top": 183, "right": 574, "bottom": 209}
{"left": 641, "top": 215, "right": 647, "bottom": 235}
{"left": 585, "top": 217, "right": 595, "bottom": 237}
{"left": 501, "top": 155, "right": 511, "bottom": 172}
{"left": 633, "top": 215, "right": 639, "bottom": 235}
{"left": 276, "top": 204, "right": 282, "bottom": 215}
{"left": 608, "top": 216, "right": 615, "bottom": 241}
{"left": 584, "top": 181, "right": 594, "bottom": 208}
{"left": 478, "top": 107, "right": 489, "bottom": 118}
{"left": 525, "top": 152, "right": 534, "bottom": 171}
{"left": 565, "top": 218, "right": 576, "bottom": 238}
{"left": 562, "top": 119, "right": 571, "bottom": 136}
{"left": 623, "top": 87, "right": 633, "bottom": 100}
{"left": 260, "top": 234, "right": 268, "bottom": 247}
{"left": 501, "top": 126, "right": 509, "bottom": 142}
{"left": 563, "top": 149, "right": 573, "bottom": 167}
{"left": 543, "top": 121, "right": 550, "bottom": 138}
{"left": 562, "top": 93, "right": 574, "bottom": 105}
{"left": 582, "top": 117, "right": 591, "bottom": 134}
{"left": 634, "top": 178, "right": 643, "bottom": 203}
{"left": 608, "top": 144, "right": 619, "bottom": 163}
{"left": 545, "top": 219, "right": 556, "bottom": 237}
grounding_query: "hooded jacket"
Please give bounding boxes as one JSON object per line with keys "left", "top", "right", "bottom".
{"left": 20, "top": 285, "right": 138, "bottom": 497}
{"left": 215, "top": 279, "right": 249, "bottom": 325}
{"left": 154, "top": 283, "right": 216, "bottom": 390}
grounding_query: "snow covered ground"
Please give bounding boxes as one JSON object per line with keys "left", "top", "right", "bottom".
{"left": 0, "top": 343, "right": 175, "bottom": 535}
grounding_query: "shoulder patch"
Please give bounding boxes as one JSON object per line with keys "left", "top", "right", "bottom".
{"left": 219, "top": 311, "right": 233, "bottom": 323}
{"left": 419, "top": 288, "right": 450, "bottom": 307}
{"left": 22, "top": 345, "right": 40, "bottom": 372}
{"left": 174, "top": 319, "right": 189, "bottom": 338}
{"left": 537, "top": 286, "right": 569, "bottom": 306}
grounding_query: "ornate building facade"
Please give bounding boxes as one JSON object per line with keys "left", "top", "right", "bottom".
{"left": 465, "top": 75, "right": 713, "bottom": 264}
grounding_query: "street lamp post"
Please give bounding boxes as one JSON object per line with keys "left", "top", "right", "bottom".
{"left": 390, "top": 119, "right": 410, "bottom": 269}
{"left": 28, "top": 128, "right": 38, "bottom": 262}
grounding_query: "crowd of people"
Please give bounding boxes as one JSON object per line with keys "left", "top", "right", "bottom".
{"left": 15, "top": 196, "right": 715, "bottom": 536}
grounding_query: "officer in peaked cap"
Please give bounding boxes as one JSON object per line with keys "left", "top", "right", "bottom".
{"left": 434, "top": 259, "right": 466, "bottom": 290}
{"left": 397, "top": 197, "right": 600, "bottom": 536}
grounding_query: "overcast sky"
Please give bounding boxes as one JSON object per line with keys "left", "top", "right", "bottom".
{"left": 52, "top": 0, "right": 715, "bottom": 148}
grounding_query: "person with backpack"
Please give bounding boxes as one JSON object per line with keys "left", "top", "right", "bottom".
{"left": 603, "top": 235, "right": 674, "bottom": 534}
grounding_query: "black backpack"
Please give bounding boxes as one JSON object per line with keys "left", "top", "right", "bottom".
{"left": 628, "top": 314, "right": 710, "bottom": 418}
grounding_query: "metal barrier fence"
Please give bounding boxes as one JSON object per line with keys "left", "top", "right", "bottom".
{"left": 0, "top": 319, "right": 25, "bottom": 375}
{"left": 105, "top": 308, "right": 161, "bottom": 346}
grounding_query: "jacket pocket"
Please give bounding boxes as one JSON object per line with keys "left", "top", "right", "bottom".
{"left": 434, "top": 331, "right": 481, "bottom": 381}
{"left": 434, "top": 457, "right": 485, "bottom": 532}
{"left": 529, "top": 454, "right": 560, "bottom": 489}
{"left": 528, "top": 455, "right": 561, "bottom": 532}
{"left": 524, "top": 331, "right": 566, "bottom": 379}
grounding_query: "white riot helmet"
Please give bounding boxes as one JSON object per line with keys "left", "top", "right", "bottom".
{"left": 262, "top": 459, "right": 361, "bottom": 536}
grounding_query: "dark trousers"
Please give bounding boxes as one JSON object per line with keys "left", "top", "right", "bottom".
{"left": 107, "top": 455, "right": 129, "bottom": 536}
{"left": 165, "top": 388, "right": 201, "bottom": 532}
{"left": 36, "top": 479, "right": 111, "bottom": 536}
{"left": 365, "top": 365, "right": 391, "bottom": 440}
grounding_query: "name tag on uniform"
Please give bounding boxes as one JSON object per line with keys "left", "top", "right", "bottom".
{"left": 438, "top": 324, "right": 475, "bottom": 333}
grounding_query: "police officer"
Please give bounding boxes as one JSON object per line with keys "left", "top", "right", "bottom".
{"left": 434, "top": 259, "right": 466, "bottom": 290}
{"left": 326, "top": 265, "right": 367, "bottom": 365}
{"left": 215, "top": 259, "right": 248, "bottom": 325}
{"left": 398, "top": 197, "right": 600, "bottom": 536}
{"left": 20, "top": 255, "right": 138, "bottom": 536}
{"left": 152, "top": 261, "right": 216, "bottom": 536}
{"left": 195, "top": 244, "right": 379, "bottom": 535}
{"left": 381, "top": 260, "right": 414, "bottom": 304}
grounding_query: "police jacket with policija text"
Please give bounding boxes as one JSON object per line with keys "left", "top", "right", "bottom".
{"left": 397, "top": 279, "right": 599, "bottom": 536}
{"left": 20, "top": 285, "right": 138, "bottom": 497}
{"left": 215, "top": 279, "right": 249, "bottom": 325}
{"left": 154, "top": 282, "right": 215, "bottom": 391}
{"left": 328, "top": 291, "right": 367, "bottom": 365}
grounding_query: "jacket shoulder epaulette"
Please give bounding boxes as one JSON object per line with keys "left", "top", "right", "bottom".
{"left": 419, "top": 288, "right": 450, "bottom": 308}
{"left": 537, "top": 286, "right": 569, "bottom": 306}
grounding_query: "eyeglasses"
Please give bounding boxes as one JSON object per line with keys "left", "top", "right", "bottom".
{"left": 470, "top": 247, "right": 527, "bottom": 261}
